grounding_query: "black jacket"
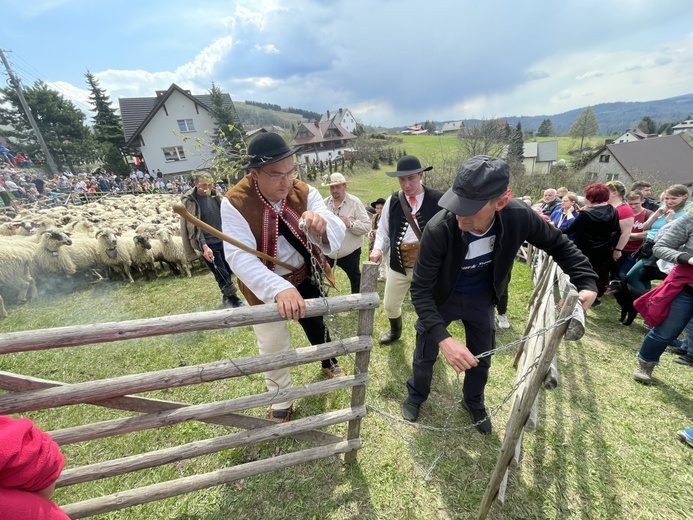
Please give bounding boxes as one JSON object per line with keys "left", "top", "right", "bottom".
{"left": 411, "top": 198, "right": 598, "bottom": 345}
{"left": 562, "top": 204, "right": 619, "bottom": 254}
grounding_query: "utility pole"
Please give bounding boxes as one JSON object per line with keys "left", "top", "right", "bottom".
{"left": 0, "top": 48, "right": 59, "bottom": 175}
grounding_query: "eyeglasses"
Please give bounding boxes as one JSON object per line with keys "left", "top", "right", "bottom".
{"left": 259, "top": 166, "right": 297, "bottom": 183}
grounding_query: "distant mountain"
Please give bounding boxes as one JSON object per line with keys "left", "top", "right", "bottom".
{"left": 464, "top": 94, "right": 693, "bottom": 136}
{"left": 234, "top": 101, "right": 307, "bottom": 131}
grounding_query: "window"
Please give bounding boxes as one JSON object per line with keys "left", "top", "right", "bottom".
{"left": 599, "top": 154, "right": 610, "bottom": 163}
{"left": 177, "top": 119, "right": 195, "bottom": 132}
{"left": 606, "top": 173, "right": 620, "bottom": 181}
{"left": 162, "top": 146, "right": 187, "bottom": 162}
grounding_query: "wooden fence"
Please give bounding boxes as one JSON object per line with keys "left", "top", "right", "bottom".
{"left": 0, "top": 263, "right": 379, "bottom": 518}
{"left": 477, "top": 251, "right": 585, "bottom": 519}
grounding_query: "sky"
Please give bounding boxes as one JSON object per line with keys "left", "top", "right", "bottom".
{"left": 2, "top": 0, "right": 693, "bottom": 128}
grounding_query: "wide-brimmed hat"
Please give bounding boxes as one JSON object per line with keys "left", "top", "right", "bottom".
{"left": 386, "top": 155, "right": 432, "bottom": 178}
{"left": 243, "top": 132, "right": 298, "bottom": 169}
{"left": 370, "top": 197, "right": 386, "bottom": 207}
{"left": 438, "top": 155, "right": 509, "bottom": 217}
{"left": 323, "top": 172, "right": 347, "bottom": 186}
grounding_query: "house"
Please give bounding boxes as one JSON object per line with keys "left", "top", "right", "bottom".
{"left": 438, "top": 121, "right": 465, "bottom": 135}
{"left": 522, "top": 140, "right": 558, "bottom": 174}
{"left": 578, "top": 134, "right": 693, "bottom": 187}
{"left": 291, "top": 120, "right": 356, "bottom": 164}
{"left": 245, "top": 125, "right": 285, "bottom": 138}
{"left": 319, "top": 108, "right": 357, "bottom": 134}
{"left": 401, "top": 124, "right": 428, "bottom": 135}
{"left": 611, "top": 128, "right": 650, "bottom": 144}
{"left": 671, "top": 119, "right": 693, "bottom": 135}
{"left": 119, "top": 83, "right": 242, "bottom": 177}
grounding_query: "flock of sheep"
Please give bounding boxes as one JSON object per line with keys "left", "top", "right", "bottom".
{"left": 0, "top": 194, "right": 200, "bottom": 320}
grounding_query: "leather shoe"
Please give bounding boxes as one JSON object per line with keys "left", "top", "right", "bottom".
{"left": 268, "top": 406, "right": 292, "bottom": 423}
{"left": 322, "top": 364, "right": 346, "bottom": 379}
{"left": 461, "top": 400, "right": 492, "bottom": 435}
{"left": 401, "top": 398, "right": 420, "bottom": 422}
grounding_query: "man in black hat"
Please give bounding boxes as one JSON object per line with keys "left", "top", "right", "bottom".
{"left": 370, "top": 155, "right": 444, "bottom": 344}
{"left": 401, "top": 155, "right": 599, "bottom": 433}
{"left": 220, "top": 132, "right": 347, "bottom": 423}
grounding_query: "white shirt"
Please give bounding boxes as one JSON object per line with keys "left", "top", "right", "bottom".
{"left": 373, "top": 191, "right": 424, "bottom": 254}
{"left": 323, "top": 192, "right": 371, "bottom": 258}
{"left": 221, "top": 185, "right": 345, "bottom": 303}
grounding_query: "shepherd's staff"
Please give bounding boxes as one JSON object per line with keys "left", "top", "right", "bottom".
{"left": 172, "top": 203, "right": 337, "bottom": 288}
{"left": 172, "top": 202, "right": 296, "bottom": 271}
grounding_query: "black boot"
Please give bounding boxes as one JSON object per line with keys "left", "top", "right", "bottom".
{"left": 221, "top": 284, "right": 244, "bottom": 308}
{"left": 379, "top": 317, "right": 402, "bottom": 344}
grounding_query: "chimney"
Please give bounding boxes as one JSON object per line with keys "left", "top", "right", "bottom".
{"left": 314, "top": 120, "right": 319, "bottom": 127}
{"left": 326, "top": 110, "right": 330, "bottom": 119}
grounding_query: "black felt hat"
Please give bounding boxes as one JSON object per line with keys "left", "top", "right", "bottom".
{"left": 370, "top": 197, "right": 386, "bottom": 207}
{"left": 243, "top": 132, "right": 298, "bottom": 169}
{"left": 438, "top": 155, "right": 509, "bottom": 216}
{"left": 386, "top": 155, "right": 433, "bottom": 178}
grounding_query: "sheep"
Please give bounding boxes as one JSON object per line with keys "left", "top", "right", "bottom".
{"left": 155, "top": 227, "right": 191, "bottom": 278}
{"left": 31, "top": 230, "right": 75, "bottom": 276}
{"left": 66, "top": 236, "right": 103, "bottom": 282}
{"left": 0, "top": 294, "right": 6, "bottom": 320}
{"left": 95, "top": 228, "right": 135, "bottom": 283}
{"left": 131, "top": 234, "right": 159, "bottom": 279}
{"left": 0, "top": 240, "right": 38, "bottom": 307}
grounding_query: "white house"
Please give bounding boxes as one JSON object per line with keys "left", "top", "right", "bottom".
{"left": 522, "top": 141, "right": 558, "bottom": 174}
{"left": 438, "top": 121, "right": 465, "bottom": 135}
{"left": 320, "top": 108, "right": 357, "bottom": 134}
{"left": 612, "top": 128, "right": 650, "bottom": 143}
{"left": 119, "top": 84, "right": 242, "bottom": 177}
{"left": 671, "top": 119, "right": 693, "bottom": 135}
{"left": 292, "top": 120, "right": 356, "bottom": 164}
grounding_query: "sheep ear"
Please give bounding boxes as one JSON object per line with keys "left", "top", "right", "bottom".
{"left": 133, "top": 236, "right": 138, "bottom": 243}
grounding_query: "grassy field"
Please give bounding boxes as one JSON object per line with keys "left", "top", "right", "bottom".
{"left": 1, "top": 165, "right": 691, "bottom": 519}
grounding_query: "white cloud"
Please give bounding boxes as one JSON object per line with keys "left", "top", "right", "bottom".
{"left": 255, "top": 44, "right": 280, "bottom": 54}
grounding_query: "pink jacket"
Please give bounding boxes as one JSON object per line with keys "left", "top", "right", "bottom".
{"left": 634, "top": 264, "right": 693, "bottom": 327}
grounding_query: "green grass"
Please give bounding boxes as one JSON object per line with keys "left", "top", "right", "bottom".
{"left": 1, "top": 167, "right": 692, "bottom": 519}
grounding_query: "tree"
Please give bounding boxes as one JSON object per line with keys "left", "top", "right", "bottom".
{"left": 508, "top": 121, "right": 524, "bottom": 164}
{"left": 85, "top": 71, "right": 129, "bottom": 176}
{"left": 638, "top": 116, "right": 657, "bottom": 135}
{"left": 0, "top": 80, "right": 94, "bottom": 171}
{"left": 424, "top": 120, "right": 437, "bottom": 134}
{"left": 206, "top": 82, "right": 247, "bottom": 179}
{"left": 569, "top": 106, "right": 599, "bottom": 155}
{"left": 537, "top": 119, "right": 554, "bottom": 137}
{"left": 458, "top": 119, "right": 507, "bottom": 159}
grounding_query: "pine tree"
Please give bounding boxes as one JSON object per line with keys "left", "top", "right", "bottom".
{"left": 508, "top": 122, "right": 524, "bottom": 162}
{"left": 537, "top": 119, "right": 554, "bottom": 137}
{"left": 638, "top": 116, "right": 657, "bottom": 134}
{"left": 85, "top": 71, "right": 128, "bottom": 175}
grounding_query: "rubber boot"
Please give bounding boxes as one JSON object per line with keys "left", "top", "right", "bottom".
{"left": 633, "top": 359, "right": 656, "bottom": 383}
{"left": 379, "top": 317, "right": 402, "bottom": 345}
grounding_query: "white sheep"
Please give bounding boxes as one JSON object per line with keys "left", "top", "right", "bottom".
{"left": 155, "top": 227, "right": 191, "bottom": 277}
{"left": 32, "top": 230, "right": 75, "bottom": 276}
{"left": 0, "top": 240, "right": 38, "bottom": 307}
{"left": 95, "top": 228, "right": 135, "bottom": 283}
{"left": 131, "top": 234, "right": 158, "bottom": 279}
{"left": 67, "top": 236, "right": 104, "bottom": 282}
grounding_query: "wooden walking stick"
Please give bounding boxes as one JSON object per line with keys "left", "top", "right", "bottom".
{"left": 173, "top": 203, "right": 337, "bottom": 289}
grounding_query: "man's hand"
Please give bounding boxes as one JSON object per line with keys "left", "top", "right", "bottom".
{"left": 370, "top": 248, "right": 382, "bottom": 263}
{"left": 339, "top": 215, "right": 351, "bottom": 228}
{"left": 438, "top": 337, "right": 478, "bottom": 373}
{"left": 275, "top": 288, "right": 305, "bottom": 321}
{"left": 202, "top": 244, "right": 214, "bottom": 263}
{"left": 577, "top": 289, "right": 598, "bottom": 310}
{"left": 301, "top": 210, "right": 327, "bottom": 236}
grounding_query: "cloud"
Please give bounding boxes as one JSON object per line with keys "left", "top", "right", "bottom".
{"left": 575, "top": 71, "right": 604, "bottom": 81}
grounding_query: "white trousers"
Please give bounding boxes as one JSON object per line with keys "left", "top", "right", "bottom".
{"left": 382, "top": 267, "right": 413, "bottom": 319}
{"left": 253, "top": 321, "right": 293, "bottom": 410}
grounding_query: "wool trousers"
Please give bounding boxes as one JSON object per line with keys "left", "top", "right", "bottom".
{"left": 382, "top": 267, "right": 413, "bottom": 319}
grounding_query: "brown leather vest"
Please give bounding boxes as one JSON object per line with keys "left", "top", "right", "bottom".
{"left": 225, "top": 174, "right": 310, "bottom": 305}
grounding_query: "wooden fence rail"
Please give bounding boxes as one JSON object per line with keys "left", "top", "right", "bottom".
{"left": 0, "top": 262, "right": 380, "bottom": 518}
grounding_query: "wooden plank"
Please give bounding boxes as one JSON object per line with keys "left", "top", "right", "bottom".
{"left": 0, "top": 293, "right": 379, "bottom": 354}
{"left": 0, "top": 336, "right": 372, "bottom": 415}
{"left": 60, "top": 439, "right": 361, "bottom": 519}
{"left": 477, "top": 291, "right": 579, "bottom": 520}
{"left": 345, "top": 262, "right": 378, "bottom": 463}
{"left": 57, "top": 406, "right": 366, "bottom": 487}
{"left": 48, "top": 374, "right": 368, "bottom": 445}
{"left": 0, "top": 371, "right": 340, "bottom": 446}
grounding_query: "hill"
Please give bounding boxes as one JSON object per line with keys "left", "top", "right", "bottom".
{"left": 234, "top": 101, "right": 310, "bottom": 131}
{"left": 461, "top": 94, "right": 693, "bottom": 136}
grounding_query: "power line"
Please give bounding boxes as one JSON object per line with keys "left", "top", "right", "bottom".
{"left": 4, "top": 50, "right": 93, "bottom": 115}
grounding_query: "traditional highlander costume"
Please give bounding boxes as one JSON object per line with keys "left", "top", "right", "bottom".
{"left": 220, "top": 133, "right": 345, "bottom": 422}
{"left": 372, "top": 155, "right": 443, "bottom": 344}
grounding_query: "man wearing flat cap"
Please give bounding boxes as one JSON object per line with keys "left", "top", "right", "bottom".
{"left": 370, "top": 155, "right": 444, "bottom": 344}
{"left": 401, "top": 155, "right": 598, "bottom": 434}
{"left": 323, "top": 172, "right": 371, "bottom": 293}
{"left": 220, "top": 132, "right": 347, "bottom": 423}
